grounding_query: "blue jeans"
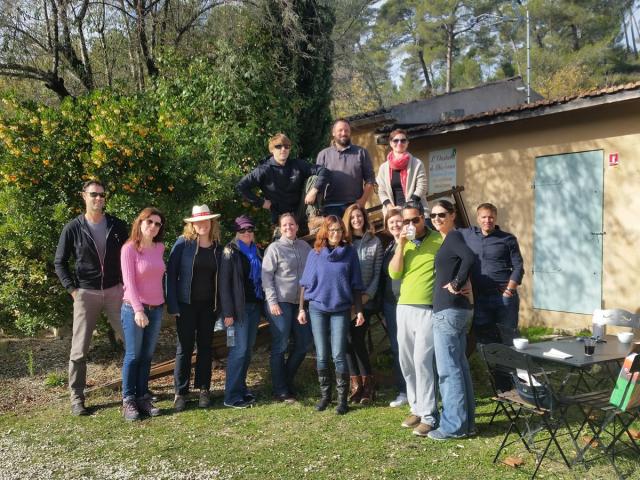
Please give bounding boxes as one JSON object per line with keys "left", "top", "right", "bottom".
{"left": 267, "top": 302, "right": 313, "bottom": 395}
{"left": 322, "top": 204, "right": 348, "bottom": 218}
{"left": 383, "top": 300, "right": 406, "bottom": 394}
{"left": 308, "top": 305, "right": 350, "bottom": 374}
{"left": 473, "top": 292, "right": 520, "bottom": 344}
{"left": 121, "top": 303, "right": 163, "bottom": 399}
{"left": 433, "top": 308, "right": 475, "bottom": 436}
{"left": 224, "top": 302, "right": 260, "bottom": 404}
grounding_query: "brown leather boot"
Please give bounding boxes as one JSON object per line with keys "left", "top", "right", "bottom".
{"left": 359, "top": 375, "right": 375, "bottom": 405}
{"left": 348, "top": 376, "right": 363, "bottom": 403}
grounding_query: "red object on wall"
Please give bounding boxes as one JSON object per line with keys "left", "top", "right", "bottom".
{"left": 609, "top": 153, "right": 619, "bottom": 166}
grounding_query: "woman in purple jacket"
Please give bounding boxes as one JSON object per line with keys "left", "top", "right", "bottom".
{"left": 298, "top": 215, "right": 364, "bottom": 415}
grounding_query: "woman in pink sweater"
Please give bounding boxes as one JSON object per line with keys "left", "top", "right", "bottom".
{"left": 120, "top": 207, "right": 166, "bottom": 421}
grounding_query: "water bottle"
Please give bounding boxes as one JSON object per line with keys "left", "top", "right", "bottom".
{"left": 226, "top": 325, "right": 235, "bottom": 347}
{"left": 406, "top": 224, "right": 416, "bottom": 241}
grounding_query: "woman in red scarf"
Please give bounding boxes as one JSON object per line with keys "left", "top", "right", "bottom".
{"left": 376, "top": 129, "right": 428, "bottom": 215}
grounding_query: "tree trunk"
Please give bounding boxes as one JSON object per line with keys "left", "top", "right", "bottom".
{"left": 446, "top": 28, "right": 454, "bottom": 93}
{"left": 417, "top": 49, "right": 433, "bottom": 95}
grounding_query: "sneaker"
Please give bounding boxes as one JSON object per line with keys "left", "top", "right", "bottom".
{"left": 413, "top": 423, "right": 434, "bottom": 437}
{"left": 272, "top": 393, "right": 296, "bottom": 404}
{"left": 389, "top": 393, "right": 408, "bottom": 408}
{"left": 71, "top": 401, "right": 89, "bottom": 416}
{"left": 198, "top": 390, "right": 211, "bottom": 409}
{"left": 427, "top": 429, "right": 466, "bottom": 441}
{"left": 136, "top": 394, "right": 161, "bottom": 417}
{"left": 243, "top": 392, "right": 256, "bottom": 403}
{"left": 401, "top": 414, "right": 421, "bottom": 428}
{"left": 224, "top": 399, "right": 254, "bottom": 409}
{"left": 122, "top": 398, "right": 140, "bottom": 421}
{"left": 174, "top": 394, "right": 187, "bottom": 412}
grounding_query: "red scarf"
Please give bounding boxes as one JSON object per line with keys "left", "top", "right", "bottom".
{"left": 388, "top": 151, "right": 410, "bottom": 195}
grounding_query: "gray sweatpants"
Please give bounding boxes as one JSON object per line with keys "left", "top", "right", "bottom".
{"left": 69, "top": 284, "right": 124, "bottom": 404}
{"left": 396, "top": 304, "right": 437, "bottom": 426}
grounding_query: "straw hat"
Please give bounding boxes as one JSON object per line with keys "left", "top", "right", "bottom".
{"left": 184, "top": 204, "right": 221, "bottom": 222}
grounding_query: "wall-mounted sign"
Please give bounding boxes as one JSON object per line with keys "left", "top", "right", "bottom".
{"left": 609, "top": 153, "right": 619, "bottom": 166}
{"left": 428, "top": 147, "right": 457, "bottom": 195}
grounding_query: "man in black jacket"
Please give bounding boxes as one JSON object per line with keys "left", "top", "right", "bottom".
{"left": 236, "top": 133, "right": 329, "bottom": 228}
{"left": 54, "top": 180, "right": 129, "bottom": 416}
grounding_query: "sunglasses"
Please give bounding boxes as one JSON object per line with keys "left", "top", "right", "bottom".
{"left": 429, "top": 212, "right": 449, "bottom": 219}
{"left": 85, "top": 191, "right": 106, "bottom": 198}
{"left": 238, "top": 228, "right": 254, "bottom": 233}
{"left": 144, "top": 218, "right": 163, "bottom": 228}
{"left": 403, "top": 217, "right": 421, "bottom": 225}
{"left": 274, "top": 144, "right": 291, "bottom": 150}
{"left": 391, "top": 138, "right": 408, "bottom": 144}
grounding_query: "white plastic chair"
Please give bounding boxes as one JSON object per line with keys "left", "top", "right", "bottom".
{"left": 592, "top": 309, "right": 640, "bottom": 337}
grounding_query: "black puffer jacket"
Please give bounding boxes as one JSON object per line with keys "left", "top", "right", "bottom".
{"left": 54, "top": 213, "right": 129, "bottom": 293}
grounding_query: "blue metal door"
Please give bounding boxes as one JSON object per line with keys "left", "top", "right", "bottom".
{"left": 533, "top": 151, "right": 603, "bottom": 314}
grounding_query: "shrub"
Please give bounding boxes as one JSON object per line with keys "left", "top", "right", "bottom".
{"left": 0, "top": 19, "right": 330, "bottom": 335}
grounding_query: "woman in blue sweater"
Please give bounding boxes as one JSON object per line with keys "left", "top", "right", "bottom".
{"left": 298, "top": 215, "right": 364, "bottom": 414}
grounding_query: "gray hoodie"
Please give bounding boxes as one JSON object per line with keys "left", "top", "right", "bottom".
{"left": 261, "top": 237, "right": 312, "bottom": 306}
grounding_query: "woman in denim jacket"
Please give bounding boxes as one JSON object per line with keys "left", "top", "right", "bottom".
{"left": 166, "top": 205, "right": 222, "bottom": 411}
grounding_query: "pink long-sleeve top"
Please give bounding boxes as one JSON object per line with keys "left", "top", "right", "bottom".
{"left": 121, "top": 241, "right": 166, "bottom": 312}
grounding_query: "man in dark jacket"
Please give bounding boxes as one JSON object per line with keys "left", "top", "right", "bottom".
{"left": 54, "top": 180, "right": 129, "bottom": 416}
{"left": 236, "top": 133, "right": 329, "bottom": 226}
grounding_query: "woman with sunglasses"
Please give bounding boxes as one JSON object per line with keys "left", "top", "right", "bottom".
{"left": 236, "top": 133, "right": 329, "bottom": 230}
{"left": 376, "top": 129, "right": 428, "bottom": 215}
{"left": 342, "top": 204, "right": 383, "bottom": 405}
{"left": 220, "top": 215, "right": 264, "bottom": 409}
{"left": 378, "top": 208, "right": 408, "bottom": 408}
{"left": 166, "top": 205, "right": 222, "bottom": 412}
{"left": 427, "top": 200, "right": 476, "bottom": 440}
{"left": 298, "top": 215, "right": 364, "bottom": 415}
{"left": 120, "top": 207, "right": 166, "bottom": 421}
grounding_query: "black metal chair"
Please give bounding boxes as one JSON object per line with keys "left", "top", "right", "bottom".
{"left": 479, "top": 343, "right": 573, "bottom": 479}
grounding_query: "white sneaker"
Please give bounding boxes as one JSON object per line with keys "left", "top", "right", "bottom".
{"left": 389, "top": 393, "right": 408, "bottom": 408}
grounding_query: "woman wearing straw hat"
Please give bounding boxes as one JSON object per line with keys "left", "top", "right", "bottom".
{"left": 167, "top": 205, "right": 222, "bottom": 411}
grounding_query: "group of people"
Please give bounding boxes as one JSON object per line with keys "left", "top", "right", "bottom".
{"left": 54, "top": 119, "right": 523, "bottom": 439}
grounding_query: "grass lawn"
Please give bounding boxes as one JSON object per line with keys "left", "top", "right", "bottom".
{"left": 0, "top": 326, "right": 637, "bottom": 479}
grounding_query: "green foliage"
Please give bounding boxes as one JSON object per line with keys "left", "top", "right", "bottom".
{"left": 43, "top": 371, "right": 67, "bottom": 388}
{"left": 0, "top": 4, "right": 335, "bottom": 335}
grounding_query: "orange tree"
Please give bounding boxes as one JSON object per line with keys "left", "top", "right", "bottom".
{"left": 0, "top": 19, "right": 324, "bottom": 334}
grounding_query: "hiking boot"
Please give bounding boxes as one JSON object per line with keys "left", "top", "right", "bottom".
{"left": 174, "top": 394, "right": 187, "bottom": 412}
{"left": 122, "top": 398, "right": 140, "bottom": 421}
{"left": 136, "top": 393, "right": 161, "bottom": 417}
{"left": 389, "top": 393, "right": 408, "bottom": 408}
{"left": 401, "top": 414, "right": 421, "bottom": 428}
{"left": 198, "top": 390, "right": 211, "bottom": 409}
{"left": 71, "top": 401, "right": 89, "bottom": 416}
{"left": 413, "top": 423, "right": 434, "bottom": 437}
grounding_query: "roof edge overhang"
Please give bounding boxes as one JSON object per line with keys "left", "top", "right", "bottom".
{"left": 376, "top": 88, "right": 640, "bottom": 141}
